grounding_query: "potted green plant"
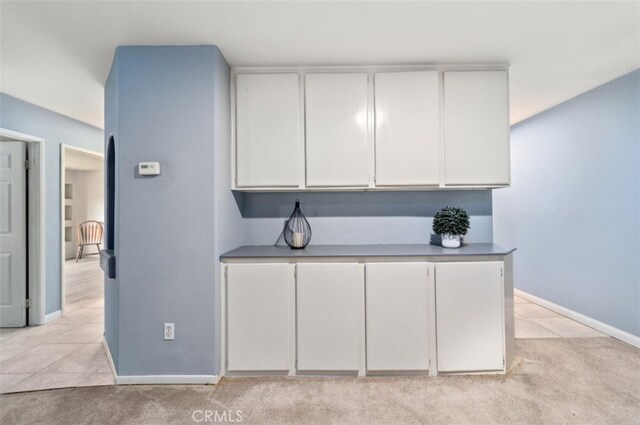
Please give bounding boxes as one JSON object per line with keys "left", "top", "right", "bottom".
{"left": 432, "top": 207, "right": 470, "bottom": 248}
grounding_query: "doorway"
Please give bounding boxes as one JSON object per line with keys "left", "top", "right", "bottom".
{"left": 60, "top": 146, "right": 104, "bottom": 316}
{"left": 0, "top": 130, "right": 44, "bottom": 328}
{"left": 0, "top": 142, "right": 113, "bottom": 394}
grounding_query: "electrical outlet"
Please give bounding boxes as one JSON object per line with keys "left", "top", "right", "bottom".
{"left": 164, "top": 323, "right": 175, "bottom": 341}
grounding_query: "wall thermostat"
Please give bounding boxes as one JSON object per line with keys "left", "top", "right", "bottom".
{"left": 138, "top": 161, "right": 160, "bottom": 176}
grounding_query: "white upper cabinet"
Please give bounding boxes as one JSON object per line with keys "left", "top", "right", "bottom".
{"left": 232, "top": 67, "right": 511, "bottom": 191}
{"left": 374, "top": 71, "right": 440, "bottom": 186}
{"left": 305, "top": 73, "right": 370, "bottom": 187}
{"left": 443, "top": 71, "right": 510, "bottom": 186}
{"left": 236, "top": 73, "right": 300, "bottom": 187}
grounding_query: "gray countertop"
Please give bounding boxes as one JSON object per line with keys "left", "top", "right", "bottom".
{"left": 220, "top": 244, "right": 515, "bottom": 260}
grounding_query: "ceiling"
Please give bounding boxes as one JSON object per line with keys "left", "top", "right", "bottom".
{"left": 1, "top": 1, "right": 638, "bottom": 129}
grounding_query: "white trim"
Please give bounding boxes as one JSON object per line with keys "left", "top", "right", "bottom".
{"left": 101, "top": 337, "right": 118, "bottom": 379}
{"left": 220, "top": 265, "right": 226, "bottom": 377}
{"left": 60, "top": 144, "right": 104, "bottom": 315}
{"left": 233, "top": 63, "right": 510, "bottom": 74}
{"left": 515, "top": 289, "right": 640, "bottom": 349}
{"left": 0, "top": 128, "right": 46, "bottom": 326}
{"left": 115, "top": 375, "right": 221, "bottom": 385}
{"left": 44, "top": 310, "right": 62, "bottom": 323}
{"left": 0, "top": 128, "right": 44, "bottom": 143}
{"left": 101, "top": 338, "right": 221, "bottom": 385}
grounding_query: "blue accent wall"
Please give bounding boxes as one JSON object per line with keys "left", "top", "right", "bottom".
{"left": 0, "top": 93, "right": 104, "bottom": 315}
{"left": 241, "top": 190, "right": 494, "bottom": 245}
{"left": 494, "top": 69, "right": 640, "bottom": 337}
{"left": 105, "top": 46, "right": 242, "bottom": 376}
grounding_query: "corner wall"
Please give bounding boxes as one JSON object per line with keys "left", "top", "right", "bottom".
{"left": 494, "top": 69, "right": 640, "bottom": 337}
{"left": 0, "top": 93, "right": 104, "bottom": 315}
{"left": 106, "top": 45, "right": 242, "bottom": 377}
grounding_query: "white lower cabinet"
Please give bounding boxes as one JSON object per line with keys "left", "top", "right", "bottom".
{"left": 435, "top": 261, "right": 504, "bottom": 372}
{"left": 224, "top": 258, "right": 510, "bottom": 376}
{"left": 226, "top": 264, "right": 293, "bottom": 372}
{"left": 296, "top": 263, "right": 365, "bottom": 372}
{"left": 366, "top": 262, "right": 430, "bottom": 372}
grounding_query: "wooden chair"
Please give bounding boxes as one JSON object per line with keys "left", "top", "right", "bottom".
{"left": 76, "top": 220, "right": 104, "bottom": 262}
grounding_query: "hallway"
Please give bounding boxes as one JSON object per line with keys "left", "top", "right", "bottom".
{"left": 0, "top": 257, "right": 113, "bottom": 393}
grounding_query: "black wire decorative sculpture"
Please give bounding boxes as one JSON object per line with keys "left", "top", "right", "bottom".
{"left": 284, "top": 199, "right": 312, "bottom": 249}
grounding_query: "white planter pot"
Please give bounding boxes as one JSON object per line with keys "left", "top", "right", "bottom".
{"left": 441, "top": 234, "right": 461, "bottom": 248}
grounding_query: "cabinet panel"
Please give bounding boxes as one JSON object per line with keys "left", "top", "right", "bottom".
{"left": 305, "top": 73, "right": 370, "bottom": 187}
{"left": 444, "top": 71, "right": 510, "bottom": 185}
{"left": 236, "top": 73, "right": 300, "bottom": 187}
{"left": 296, "top": 263, "right": 364, "bottom": 371}
{"left": 374, "top": 71, "right": 440, "bottom": 186}
{"left": 435, "top": 261, "right": 504, "bottom": 372}
{"left": 366, "top": 262, "right": 430, "bottom": 371}
{"left": 226, "top": 264, "right": 292, "bottom": 372}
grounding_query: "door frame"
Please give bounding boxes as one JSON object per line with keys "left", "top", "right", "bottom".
{"left": 60, "top": 144, "right": 104, "bottom": 314}
{"left": 0, "top": 128, "right": 45, "bottom": 326}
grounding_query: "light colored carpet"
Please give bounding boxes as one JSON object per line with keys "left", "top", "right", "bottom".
{"left": 1, "top": 338, "right": 639, "bottom": 424}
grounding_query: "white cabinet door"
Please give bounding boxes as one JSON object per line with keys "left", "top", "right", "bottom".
{"left": 226, "top": 264, "right": 292, "bottom": 372}
{"left": 296, "top": 263, "right": 365, "bottom": 372}
{"left": 444, "top": 71, "right": 510, "bottom": 186}
{"left": 236, "top": 73, "right": 300, "bottom": 187}
{"left": 374, "top": 71, "right": 440, "bottom": 186}
{"left": 366, "top": 262, "right": 430, "bottom": 371}
{"left": 305, "top": 73, "right": 370, "bottom": 187}
{"left": 435, "top": 261, "right": 504, "bottom": 372}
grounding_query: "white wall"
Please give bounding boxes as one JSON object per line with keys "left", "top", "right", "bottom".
{"left": 64, "top": 168, "right": 104, "bottom": 259}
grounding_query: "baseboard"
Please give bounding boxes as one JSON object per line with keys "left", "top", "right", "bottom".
{"left": 101, "top": 337, "right": 118, "bottom": 380}
{"left": 515, "top": 289, "right": 640, "bottom": 349}
{"left": 100, "top": 338, "right": 220, "bottom": 385}
{"left": 44, "top": 310, "right": 62, "bottom": 323}
{"left": 115, "top": 375, "right": 221, "bottom": 385}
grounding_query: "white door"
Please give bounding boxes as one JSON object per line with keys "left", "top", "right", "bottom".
{"left": 236, "top": 73, "right": 301, "bottom": 188}
{"left": 226, "top": 264, "right": 293, "bottom": 372}
{"left": 374, "top": 71, "right": 440, "bottom": 186}
{"left": 366, "top": 262, "right": 430, "bottom": 371}
{"left": 296, "top": 263, "right": 364, "bottom": 372}
{"left": 305, "top": 73, "right": 370, "bottom": 187}
{"left": 443, "top": 71, "right": 510, "bottom": 186}
{"left": 0, "top": 142, "right": 27, "bottom": 327}
{"left": 435, "top": 261, "right": 504, "bottom": 372}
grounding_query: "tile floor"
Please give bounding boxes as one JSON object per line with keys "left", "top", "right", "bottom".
{"left": 514, "top": 294, "right": 607, "bottom": 338}
{"left": 0, "top": 259, "right": 607, "bottom": 394}
{"left": 0, "top": 256, "right": 114, "bottom": 394}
